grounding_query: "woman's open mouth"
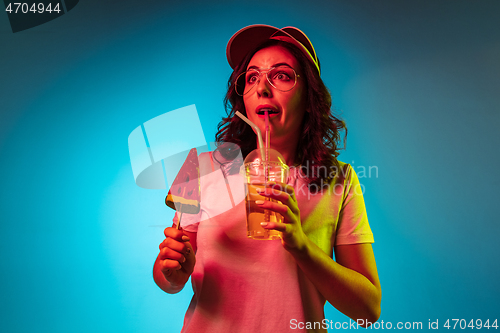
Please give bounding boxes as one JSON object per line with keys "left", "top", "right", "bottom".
{"left": 257, "top": 108, "right": 279, "bottom": 115}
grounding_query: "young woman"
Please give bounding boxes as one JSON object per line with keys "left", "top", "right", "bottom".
{"left": 153, "top": 25, "right": 381, "bottom": 332}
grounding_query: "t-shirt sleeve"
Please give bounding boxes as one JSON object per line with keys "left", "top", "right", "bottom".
{"left": 335, "top": 165, "right": 374, "bottom": 246}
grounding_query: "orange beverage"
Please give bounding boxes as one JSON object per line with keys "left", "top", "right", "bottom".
{"left": 245, "top": 183, "right": 283, "bottom": 240}
{"left": 241, "top": 148, "right": 288, "bottom": 240}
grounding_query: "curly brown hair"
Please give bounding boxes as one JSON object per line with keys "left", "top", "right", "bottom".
{"left": 215, "top": 39, "right": 347, "bottom": 191}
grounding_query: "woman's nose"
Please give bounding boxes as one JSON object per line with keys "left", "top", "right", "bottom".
{"left": 256, "top": 74, "right": 272, "bottom": 97}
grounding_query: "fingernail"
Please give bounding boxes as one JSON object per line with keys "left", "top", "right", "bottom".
{"left": 256, "top": 188, "right": 265, "bottom": 193}
{"left": 255, "top": 200, "right": 264, "bottom": 205}
{"left": 182, "top": 235, "right": 190, "bottom": 241}
{"left": 182, "top": 256, "right": 186, "bottom": 263}
{"left": 260, "top": 222, "right": 268, "bottom": 227}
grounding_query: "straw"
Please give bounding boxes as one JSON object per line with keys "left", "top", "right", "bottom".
{"left": 235, "top": 111, "right": 271, "bottom": 229}
{"left": 264, "top": 111, "right": 270, "bottom": 224}
{"left": 265, "top": 111, "right": 270, "bottom": 156}
{"left": 235, "top": 111, "right": 265, "bottom": 160}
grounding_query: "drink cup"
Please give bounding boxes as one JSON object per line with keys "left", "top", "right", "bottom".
{"left": 241, "top": 148, "right": 289, "bottom": 240}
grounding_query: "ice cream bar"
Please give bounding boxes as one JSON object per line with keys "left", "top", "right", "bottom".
{"left": 165, "top": 148, "right": 201, "bottom": 214}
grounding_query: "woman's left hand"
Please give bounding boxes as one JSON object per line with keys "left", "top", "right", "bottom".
{"left": 256, "top": 182, "right": 308, "bottom": 252}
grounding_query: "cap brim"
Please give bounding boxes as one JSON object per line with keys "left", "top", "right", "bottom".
{"left": 281, "top": 27, "right": 318, "bottom": 65}
{"left": 226, "top": 24, "right": 320, "bottom": 75}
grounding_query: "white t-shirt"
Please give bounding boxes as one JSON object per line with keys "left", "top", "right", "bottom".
{"left": 176, "top": 151, "right": 374, "bottom": 333}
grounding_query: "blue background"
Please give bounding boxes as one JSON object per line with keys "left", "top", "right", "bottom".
{"left": 1, "top": 0, "right": 499, "bottom": 331}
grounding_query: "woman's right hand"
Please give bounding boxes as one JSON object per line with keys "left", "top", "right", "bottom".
{"left": 157, "top": 226, "right": 196, "bottom": 289}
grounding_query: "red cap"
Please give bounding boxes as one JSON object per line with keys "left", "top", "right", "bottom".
{"left": 226, "top": 24, "right": 320, "bottom": 76}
